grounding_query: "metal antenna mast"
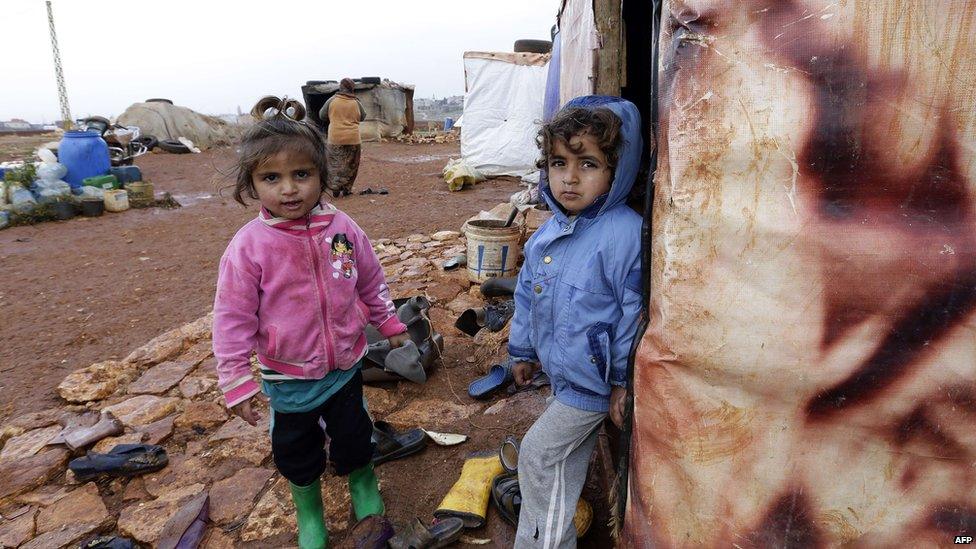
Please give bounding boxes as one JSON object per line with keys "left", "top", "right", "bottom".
{"left": 46, "top": 1, "right": 72, "bottom": 129}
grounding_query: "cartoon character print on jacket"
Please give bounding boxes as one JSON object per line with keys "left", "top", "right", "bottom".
{"left": 330, "top": 234, "right": 356, "bottom": 279}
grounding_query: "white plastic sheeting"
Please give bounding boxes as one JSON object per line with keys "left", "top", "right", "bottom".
{"left": 461, "top": 52, "right": 550, "bottom": 178}
{"left": 557, "top": 0, "right": 598, "bottom": 106}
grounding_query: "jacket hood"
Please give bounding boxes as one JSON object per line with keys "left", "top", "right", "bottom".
{"left": 540, "top": 95, "right": 643, "bottom": 222}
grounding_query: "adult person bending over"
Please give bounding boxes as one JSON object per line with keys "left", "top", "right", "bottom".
{"left": 319, "top": 78, "right": 366, "bottom": 197}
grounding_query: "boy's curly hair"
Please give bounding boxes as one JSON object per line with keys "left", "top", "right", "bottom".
{"left": 231, "top": 103, "right": 328, "bottom": 206}
{"left": 536, "top": 107, "right": 622, "bottom": 172}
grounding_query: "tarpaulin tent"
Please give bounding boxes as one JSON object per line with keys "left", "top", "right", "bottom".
{"left": 624, "top": 0, "right": 976, "bottom": 546}
{"left": 301, "top": 79, "right": 415, "bottom": 142}
{"left": 460, "top": 51, "right": 550, "bottom": 178}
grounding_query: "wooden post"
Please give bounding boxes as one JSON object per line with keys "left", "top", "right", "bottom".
{"left": 594, "top": 0, "right": 623, "bottom": 96}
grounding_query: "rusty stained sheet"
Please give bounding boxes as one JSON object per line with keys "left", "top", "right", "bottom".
{"left": 626, "top": 0, "right": 976, "bottom": 547}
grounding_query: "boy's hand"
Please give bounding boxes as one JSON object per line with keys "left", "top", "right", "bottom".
{"left": 231, "top": 396, "right": 261, "bottom": 426}
{"left": 609, "top": 386, "right": 627, "bottom": 428}
{"left": 513, "top": 361, "right": 541, "bottom": 386}
{"left": 387, "top": 332, "right": 410, "bottom": 348}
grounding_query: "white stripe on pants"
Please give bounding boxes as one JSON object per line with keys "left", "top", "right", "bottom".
{"left": 515, "top": 399, "right": 606, "bottom": 549}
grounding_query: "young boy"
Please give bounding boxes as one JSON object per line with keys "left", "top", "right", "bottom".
{"left": 510, "top": 96, "right": 643, "bottom": 548}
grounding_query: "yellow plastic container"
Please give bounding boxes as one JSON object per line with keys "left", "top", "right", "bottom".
{"left": 463, "top": 219, "right": 522, "bottom": 283}
{"left": 104, "top": 189, "right": 130, "bottom": 212}
{"left": 124, "top": 181, "right": 154, "bottom": 207}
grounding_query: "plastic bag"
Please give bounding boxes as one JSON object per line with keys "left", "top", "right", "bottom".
{"left": 36, "top": 162, "right": 67, "bottom": 182}
{"left": 11, "top": 186, "right": 37, "bottom": 213}
{"left": 75, "top": 185, "right": 104, "bottom": 199}
{"left": 442, "top": 158, "right": 485, "bottom": 192}
{"left": 34, "top": 179, "right": 72, "bottom": 203}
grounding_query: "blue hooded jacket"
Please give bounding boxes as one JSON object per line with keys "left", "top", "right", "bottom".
{"left": 507, "top": 95, "right": 644, "bottom": 413}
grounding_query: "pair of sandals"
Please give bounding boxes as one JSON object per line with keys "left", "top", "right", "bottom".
{"left": 363, "top": 296, "right": 444, "bottom": 384}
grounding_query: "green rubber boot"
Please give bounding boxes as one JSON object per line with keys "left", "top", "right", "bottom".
{"left": 289, "top": 479, "right": 329, "bottom": 549}
{"left": 348, "top": 464, "right": 385, "bottom": 520}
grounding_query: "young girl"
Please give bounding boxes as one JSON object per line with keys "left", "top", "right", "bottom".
{"left": 212, "top": 98, "right": 409, "bottom": 549}
{"left": 509, "top": 96, "right": 644, "bottom": 548}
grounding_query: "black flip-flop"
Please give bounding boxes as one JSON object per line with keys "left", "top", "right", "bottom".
{"left": 68, "top": 444, "right": 169, "bottom": 482}
{"left": 371, "top": 420, "right": 428, "bottom": 466}
{"left": 490, "top": 473, "right": 521, "bottom": 527}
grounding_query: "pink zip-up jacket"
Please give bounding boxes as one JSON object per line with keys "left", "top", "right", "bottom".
{"left": 213, "top": 203, "right": 406, "bottom": 407}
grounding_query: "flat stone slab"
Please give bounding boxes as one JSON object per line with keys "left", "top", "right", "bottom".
{"left": 385, "top": 399, "right": 481, "bottom": 430}
{"left": 0, "top": 449, "right": 69, "bottom": 500}
{"left": 175, "top": 401, "right": 228, "bottom": 430}
{"left": 102, "top": 395, "right": 180, "bottom": 427}
{"left": 35, "top": 482, "right": 108, "bottom": 535}
{"left": 241, "top": 477, "right": 296, "bottom": 542}
{"left": 0, "top": 506, "right": 36, "bottom": 548}
{"left": 117, "top": 483, "right": 205, "bottom": 544}
{"left": 0, "top": 425, "right": 62, "bottom": 461}
{"left": 209, "top": 467, "right": 274, "bottom": 524}
{"left": 127, "top": 361, "right": 195, "bottom": 395}
{"left": 20, "top": 522, "right": 96, "bottom": 549}
{"left": 178, "top": 376, "right": 216, "bottom": 399}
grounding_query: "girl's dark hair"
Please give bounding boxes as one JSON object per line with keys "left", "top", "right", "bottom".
{"left": 536, "top": 107, "right": 622, "bottom": 171}
{"left": 232, "top": 113, "right": 328, "bottom": 206}
{"left": 340, "top": 78, "right": 355, "bottom": 92}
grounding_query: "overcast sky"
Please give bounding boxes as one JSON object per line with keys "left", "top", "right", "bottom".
{"left": 1, "top": 0, "right": 557, "bottom": 123}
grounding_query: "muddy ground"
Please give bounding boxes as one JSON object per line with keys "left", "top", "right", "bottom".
{"left": 0, "top": 140, "right": 614, "bottom": 547}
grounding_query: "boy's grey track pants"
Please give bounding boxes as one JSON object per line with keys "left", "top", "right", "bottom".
{"left": 515, "top": 398, "right": 607, "bottom": 549}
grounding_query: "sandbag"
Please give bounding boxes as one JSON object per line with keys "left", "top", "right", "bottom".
{"left": 626, "top": 1, "right": 976, "bottom": 547}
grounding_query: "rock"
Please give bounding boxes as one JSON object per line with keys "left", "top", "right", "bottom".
{"left": 405, "top": 242, "right": 424, "bottom": 251}
{"left": 431, "top": 230, "right": 461, "bottom": 241}
{"left": 0, "top": 506, "right": 36, "bottom": 548}
{"left": 122, "top": 477, "right": 150, "bottom": 502}
{"left": 399, "top": 251, "right": 414, "bottom": 260}
{"left": 92, "top": 432, "right": 146, "bottom": 454}
{"left": 102, "top": 395, "right": 180, "bottom": 427}
{"left": 176, "top": 339, "right": 215, "bottom": 367}
{"left": 179, "top": 376, "right": 217, "bottom": 399}
{"left": 208, "top": 467, "right": 274, "bottom": 524}
{"left": 208, "top": 434, "right": 271, "bottom": 467}
{"left": 144, "top": 455, "right": 212, "bottom": 499}
{"left": 35, "top": 482, "right": 109, "bottom": 534}
{"left": 402, "top": 267, "right": 427, "bottom": 279}
{"left": 0, "top": 425, "right": 62, "bottom": 461}
{"left": 175, "top": 401, "right": 228, "bottom": 430}
{"left": 241, "top": 477, "right": 296, "bottom": 541}
{"left": 525, "top": 207, "right": 552, "bottom": 231}
{"left": 427, "top": 280, "right": 465, "bottom": 305}
{"left": 0, "top": 426, "right": 25, "bottom": 450}
{"left": 386, "top": 400, "right": 481, "bottom": 430}
{"left": 446, "top": 293, "right": 484, "bottom": 315}
{"left": 201, "top": 527, "right": 235, "bottom": 549}
{"left": 124, "top": 313, "right": 212, "bottom": 367}
{"left": 194, "top": 357, "right": 219, "bottom": 380}
{"left": 20, "top": 522, "right": 97, "bottom": 549}
{"left": 407, "top": 233, "right": 430, "bottom": 243}
{"left": 57, "top": 361, "right": 128, "bottom": 403}
{"left": 4, "top": 408, "right": 64, "bottom": 432}
{"left": 0, "top": 449, "right": 69, "bottom": 500}
{"left": 15, "top": 485, "right": 72, "bottom": 506}
{"left": 209, "top": 415, "right": 268, "bottom": 443}
{"left": 483, "top": 390, "right": 548, "bottom": 417}
{"left": 139, "top": 416, "right": 175, "bottom": 446}
{"left": 127, "top": 361, "right": 195, "bottom": 395}
{"left": 117, "top": 483, "right": 205, "bottom": 544}
{"left": 363, "top": 386, "right": 396, "bottom": 417}
{"left": 423, "top": 241, "right": 444, "bottom": 249}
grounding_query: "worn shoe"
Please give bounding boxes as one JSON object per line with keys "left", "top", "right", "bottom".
{"left": 348, "top": 464, "right": 385, "bottom": 520}
{"left": 290, "top": 479, "right": 328, "bottom": 549}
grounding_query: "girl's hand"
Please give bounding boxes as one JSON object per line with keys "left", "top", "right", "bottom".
{"left": 387, "top": 332, "right": 410, "bottom": 348}
{"left": 609, "top": 386, "right": 628, "bottom": 428}
{"left": 513, "top": 361, "right": 541, "bottom": 385}
{"left": 231, "top": 397, "right": 261, "bottom": 426}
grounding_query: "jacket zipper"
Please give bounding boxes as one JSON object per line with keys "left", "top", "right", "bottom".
{"left": 305, "top": 212, "right": 336, "bottom": 369}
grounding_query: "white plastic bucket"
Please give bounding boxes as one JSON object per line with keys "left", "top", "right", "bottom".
{"left": 104, "top": 189, "right": 129, "bottom": 212}
{"left": 463, "top": 219, "right": 522, "bottom": 283}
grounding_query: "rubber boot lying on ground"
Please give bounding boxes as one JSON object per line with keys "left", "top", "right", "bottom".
{"left": 290, "top": 479, "right": 328, "bottom": 549}
{"left": 348, "top": 463, "right": 385, "bottom": 520}
{"left": 433, "top": 451, "right": 504, "bottom": 528}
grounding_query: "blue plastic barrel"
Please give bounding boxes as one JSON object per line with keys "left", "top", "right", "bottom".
{"left": 110, "top": 165, "right": 142, "bottom": 184}
{"left": 58, "top": 131, "right": 110, "bottom": 190}
{"left": 443, "top": 117, "right": 455, "bottom": 131}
